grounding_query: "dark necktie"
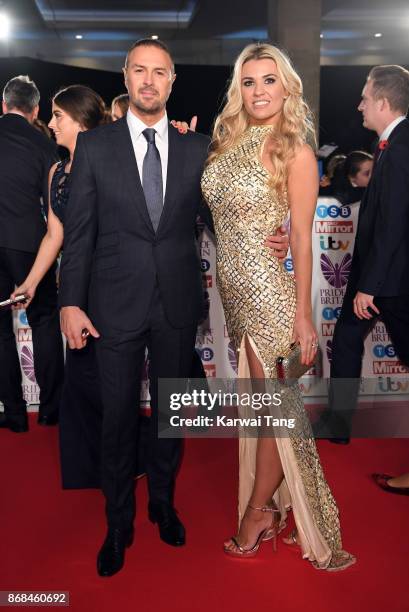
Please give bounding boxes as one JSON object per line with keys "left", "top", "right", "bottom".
{"left": 142, "top": 128, "right": 163, "bottom": 232}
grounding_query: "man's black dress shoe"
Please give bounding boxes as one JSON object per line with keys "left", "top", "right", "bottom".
{"left": 148, "top": 503, "right": 186, "bottom": 546}
{"left": 97, "top": 527, "right": 134, "bottom": 577}
{"left": 37, "top": 413, "right": 59, "bottom": 426}
{"left": 329, "top": 437, "right": 350, "bottom": 445}
{"left": 373, "top": 473, "right": 409, "bottom": 496}
{"left": 0, "top": 412, "right": 28, "bottom": 433}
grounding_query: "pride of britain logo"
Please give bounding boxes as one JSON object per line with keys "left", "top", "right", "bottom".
{"left": 228, "top": 340, "right": 238, "bottom": 374}
{"left": 20, "top": 346, "right": 37, "bottom": 383}
{"left": 320, "top": 254, "right": 351, "bottom": 289}
{"left": 326, "top": 340, "right": 333, "bottom": 363}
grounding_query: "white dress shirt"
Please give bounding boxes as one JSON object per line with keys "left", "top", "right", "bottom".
{"left": 126, "top": 109, "right": 168, "bottom": 201}
{"left": 379, "top": 115, "right": 406, "bottom": 141}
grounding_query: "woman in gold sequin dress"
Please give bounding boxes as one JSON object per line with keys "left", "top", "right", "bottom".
{"left": 201, "top": 43, "right": 355, "bottom": 570}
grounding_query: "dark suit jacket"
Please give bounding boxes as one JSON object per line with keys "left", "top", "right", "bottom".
{"left": 0, "top": 113, "right": 58, "bottom": 253}
{"left": 352, "top": 118, "right": 409, "bottom": 297}
{"left": 58, "top": 117, "right": 212, "bottom": 332}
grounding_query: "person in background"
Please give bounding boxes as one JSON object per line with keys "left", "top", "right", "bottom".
{"left": 111, "top": 93, "right": 129, "bottom": 120}
{"left": 320, "top": 150, "right": 373, "bottom": 205}
{"left": 32, "top": 120, "right": 53, "bottom": 219}
{"left": 12, "top": 85, "right": 109, "bottom": 487}
{"left": 326, "top": 65, "right": 409, "bottom": 445}
{"left": 33, "top": 118, "right": 52, "bottom": 139}
{"left": 319, "top": 154, "right": 347, "bottom": 188}
{"left": 0, "top": 75, "right": 64, "bottom": 432}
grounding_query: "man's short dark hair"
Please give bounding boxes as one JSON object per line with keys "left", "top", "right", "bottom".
{"left": 124, "top": 38, "right": 175, "bottom": 73}
{"left": 2, "top": 75, "right": 40, "bottom": 113}
{"left": 368, "top": 65, "right": 409, "bottom": 115}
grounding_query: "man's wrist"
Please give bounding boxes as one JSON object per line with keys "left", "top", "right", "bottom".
{"left": 61, "top": 305, "right": 82, "bottom": 312}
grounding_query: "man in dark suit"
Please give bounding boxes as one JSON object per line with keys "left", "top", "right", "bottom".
{"left": 59, "top": 39, "right": 213, "bottom": 577}
{"left": 326, "top": 65, "right": 409, "bottom": 444}
{"left": 0, "top": 76, "right": 64, "bottom": 432}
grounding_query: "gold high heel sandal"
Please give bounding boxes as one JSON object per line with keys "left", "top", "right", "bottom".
{"left": 282, "top": 528, "right": 299, "bottom": 549}
{"left": 262, "top": 500, "right": 282, "bottom": 542}
{"left": 224, "top": 504, "right": 280, "bottom": 558}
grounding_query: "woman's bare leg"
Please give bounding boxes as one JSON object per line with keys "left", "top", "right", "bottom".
{"left": 225, "top": 336, "right": 284, "bottom": 551}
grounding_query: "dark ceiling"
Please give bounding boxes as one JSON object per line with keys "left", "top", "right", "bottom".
{"left": 0, "top": 0, "right": 408, "bottom": 71}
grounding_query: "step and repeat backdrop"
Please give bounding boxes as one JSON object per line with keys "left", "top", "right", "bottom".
{"left": 11, "top": 197, "right": 409, "bottom": 408}
{"left": 196, "top": 196, "right": 409, "bottom": 403}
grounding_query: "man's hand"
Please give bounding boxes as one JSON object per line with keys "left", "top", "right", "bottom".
{"left": 353, "top": 291, "right": 380, "bottom": 320}
{"left": 60, "top": 306, "right": 100, "bottom": 349}
{"left": 170, "top": 116, "right": 198, "bottom": 133}
{"left": 264, "top": 225, "right": 290, "bottom": 262}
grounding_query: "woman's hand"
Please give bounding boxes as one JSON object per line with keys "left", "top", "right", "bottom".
{"left": 292, "top": 314, "right": 318, "bottom": 366}
{"left": 10, "top": 283, "right": 37, "bottom": 310}
{"left": 170, "top": 116, "right": 198, "bottom": 133}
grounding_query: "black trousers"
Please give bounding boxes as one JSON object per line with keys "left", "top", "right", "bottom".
{"left": 328, "top": 288, "right": 409, "bottom": 437}
{"left": 95, "top": 287, "right": 197, "bottom": 529}
{"left": 59, "top": 340, "right": 102, "bottom": 489}
{"left": 0, "top": 247, "right": 64, "bottom": 416}
{"left": 59, "top": 339, "right": 149, "bottom": 489}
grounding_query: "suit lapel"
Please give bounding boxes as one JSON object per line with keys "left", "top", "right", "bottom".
{"left": 111, "top": 117, "right": 155, "bottom": 235}
{"left": 376, "top": 145, "right": 389, "bottom": 169}
{"left": 373, "top": 118, "right": 408, "bottom": 169}
{"left": 157, "top": 124, "right": 186, "bottom": 234}
{"left": 358, "top": 168, "right": 376, "bottom": 216}
{"left": 359, "top": 119, "right": 408, "bottom": 217}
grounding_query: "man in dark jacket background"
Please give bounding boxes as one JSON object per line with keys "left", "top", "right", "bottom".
{"left": 326, "top": 65, "right": 409, "bottom": 443}
{"left": 0, "top": 75, "right": 64, "bottom": 432}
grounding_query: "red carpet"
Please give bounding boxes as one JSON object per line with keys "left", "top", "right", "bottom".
{"left": 1, "top": 416, "right": 408, "bottom": 612}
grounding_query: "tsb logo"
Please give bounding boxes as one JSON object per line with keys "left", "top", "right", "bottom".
{"left": 373, "top": 344, "right": 396, "bottom": 358}
{"left": 283, "top": 258, "right": 293, "bottom": 273}
{"left": 322, "top": 307, "right": 342, "bottom": 320}
{"left": 198, "top": 347, "right": 214, "bottom": 362}
{"left": 19, "top": 312, "right": 29, "bottom": 326}
{"left": 201, "top": 259, "right": 211, "bottom": 272}
{"left": 316, "top": 205, "right": 351, "bottom": 219}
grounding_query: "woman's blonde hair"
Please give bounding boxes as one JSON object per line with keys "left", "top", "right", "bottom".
{"left": 208, "top": 43, "right": 316, "bottom": 195}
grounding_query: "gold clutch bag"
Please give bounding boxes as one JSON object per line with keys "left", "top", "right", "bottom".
{"left": 276, "top": 342, "right": 317, "bottom": 384}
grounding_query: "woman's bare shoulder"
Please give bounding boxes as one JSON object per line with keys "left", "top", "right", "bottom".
{"left": 292, "top": 143, "right": 316, "bottom": 165}
{"left": 48, "top": 161, "right": 59, "bottom": 182}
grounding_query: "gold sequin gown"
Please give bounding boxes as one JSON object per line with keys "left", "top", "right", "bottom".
{"left": 201, "top": 125, "right": 355, "bottom": 571}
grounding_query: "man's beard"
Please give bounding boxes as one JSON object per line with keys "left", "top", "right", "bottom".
{"left": 133, "top": 97, "right": 164, "bottom": 116}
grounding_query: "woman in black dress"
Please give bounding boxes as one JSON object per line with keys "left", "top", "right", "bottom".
{"left": 13, "top": 85, "right": 146, "bottom": 487}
